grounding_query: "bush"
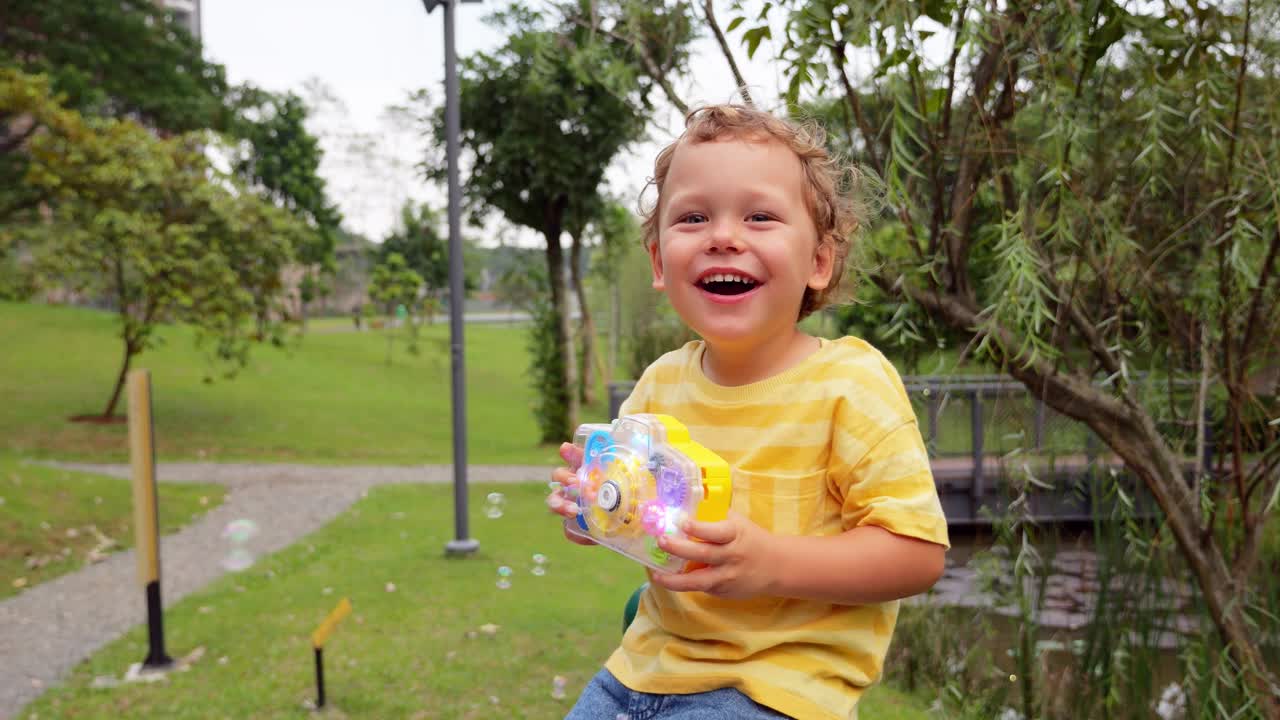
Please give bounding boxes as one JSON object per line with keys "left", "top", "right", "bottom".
{"left": 526, "top": 281, "right": 570, "bottom": 444}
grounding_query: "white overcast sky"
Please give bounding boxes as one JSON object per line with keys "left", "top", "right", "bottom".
{"left": 200, "top": 0, "right": 797, "bottom": 245}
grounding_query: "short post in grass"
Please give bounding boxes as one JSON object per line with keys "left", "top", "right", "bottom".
{"left": 311, "top": 597, "right": 352, "bottom": 709}
{"left": 127, "top": 369, "right": 173, "bottom": 669}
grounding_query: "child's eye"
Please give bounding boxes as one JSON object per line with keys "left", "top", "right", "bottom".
{"left": 748, "top": 212, "right": 774, "bottom": 222}
{"left": 679, "top": 213, "right": 708, "bottom": 224}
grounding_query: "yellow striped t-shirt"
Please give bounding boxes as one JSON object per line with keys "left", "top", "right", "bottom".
{"left": 604, "top": 337, "right": 950, "bottom": 720}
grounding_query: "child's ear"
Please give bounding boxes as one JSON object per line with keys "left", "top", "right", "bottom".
{"left": 648, "top": 239, "right": 665, "bottom": 290}
{"left": 807, "top": 237, "right": 835, "bottom": 291}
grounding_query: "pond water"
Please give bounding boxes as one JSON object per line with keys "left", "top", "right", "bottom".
{"left": 910, "top": 527, "right": 1194, "bottom": 698}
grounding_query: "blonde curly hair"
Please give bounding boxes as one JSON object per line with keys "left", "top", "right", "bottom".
{"left": 640, "top": 104, "right": 873, "bottom": 320}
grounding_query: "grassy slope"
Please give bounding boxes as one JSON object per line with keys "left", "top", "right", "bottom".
{"left": 2, "top": 301, "right": 998, "bottom": 466}
{"left": 0, "top": 301, "right": 594, "bottom": 465}
{"left": 0, "top": 454, "right": 225, "bottom": 600}
{"left": 20, "top": 482, "right": 930, "bottom": 720}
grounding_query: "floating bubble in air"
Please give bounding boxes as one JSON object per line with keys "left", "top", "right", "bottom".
{"left": 222, "top": 519, "right": 258, "bottom": 543}
{"left": 532, "top": 553, "right": 547, "bottom": 576}
{"left": 220, "top": 519, "right": 258, "bottom": 572}
{"left": 551, "top": 675, "right": 567, "bottom": 699}
{"left": 222, "top": 547, "right": 253, "bottom": 572}
{"left": 484, "top": 492, "right": 506, "bottom": 519}
{"left": 496, "top": 565, "right": 512, "bottom": 590}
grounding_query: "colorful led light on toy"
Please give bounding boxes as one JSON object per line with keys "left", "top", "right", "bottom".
{"left": 567, "top": 414, "right": 731, "bottom": 573}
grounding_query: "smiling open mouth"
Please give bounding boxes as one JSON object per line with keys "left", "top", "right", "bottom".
{"left": 697, "top": 273, "right": 759, "bottom": 296}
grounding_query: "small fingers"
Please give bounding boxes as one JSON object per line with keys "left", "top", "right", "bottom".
{"left": 648, "top": 567, "right": 720, "bottom": 594}
{"left": 545, "top": 491, "right": 580, "bottom": 518}
{"left": 683, "top": 517, "right": 738, "bottom": 544}
{"left": 657, "top": 535, "right": 719, "bottom": 565}
{"left": 559, "top": 442, "right": 585, "bottom": 471}
{"left": 550, "top": 465, "right": 577, "bottom": 486}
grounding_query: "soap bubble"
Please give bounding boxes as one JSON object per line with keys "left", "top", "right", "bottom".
{"left": 221, "top": 519, "right": 258, "bottom": 571}
{"left": 484, "top": 492, "right": 505, "bottom": 519}
{"left": 221, "top": 548, "right": 254, "bottom": 572}
{"left": 496, "top": 565, "right": 512, "bottom": 589}
{"left": 551, "top": 675, "right": 567, "bottom": 700}
{"left": 222, "top": 519, "right": 258, "bottom": 543}
{"left": 497, "top": 566, "right": 512, "bottom": 577}
{"left": 532, "top": 553, "right": 547, "bottom": 576}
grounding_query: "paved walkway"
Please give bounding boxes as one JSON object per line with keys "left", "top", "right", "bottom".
{"left": 0, "top": 462, "right": 545, "bottom": 720}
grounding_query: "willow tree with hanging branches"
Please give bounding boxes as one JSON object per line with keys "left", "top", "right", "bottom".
{"left": 727, "top": 0, "right": 1280, "bottom": 714}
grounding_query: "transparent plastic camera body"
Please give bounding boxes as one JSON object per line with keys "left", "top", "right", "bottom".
{"left": 565, "top": 414, "right": 731, "bottom": 573}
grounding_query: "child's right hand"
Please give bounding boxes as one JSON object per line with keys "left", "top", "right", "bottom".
{"left": 547, "top": 442, "right": 596, "bottom": 546}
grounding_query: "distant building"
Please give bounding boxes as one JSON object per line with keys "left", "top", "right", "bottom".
{"left": 157, "top": 0, "right": 201, "bottom": 39}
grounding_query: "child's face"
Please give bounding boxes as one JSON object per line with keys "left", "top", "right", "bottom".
{"left": 648, "top": 135, "right": 833, "bottom": 349}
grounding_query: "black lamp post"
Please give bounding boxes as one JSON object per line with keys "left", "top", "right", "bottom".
{"left": 421, "top": 0, "right": 482, "bottom": 557}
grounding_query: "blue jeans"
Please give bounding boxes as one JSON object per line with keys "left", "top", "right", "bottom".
{"left": 565, "top": 668, "right": 794, "bottom": 719}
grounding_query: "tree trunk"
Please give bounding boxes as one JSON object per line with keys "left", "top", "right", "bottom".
{"left": 569, "top": 230, "right": 597, "bottom": 406}
{"left": 102, "top": 338, "right": 135, "bottom": 419}
{"left": 610, "top": 278, "right": 620, "bottom": 383}
{"left": 543, "top": 198, "right": 578, "bottom": 437}
{"left": 908, "top": 283, "right": 1280, "bottom": 716}
{"left": 103, "top": 255, "right": 136, "bottom": 419}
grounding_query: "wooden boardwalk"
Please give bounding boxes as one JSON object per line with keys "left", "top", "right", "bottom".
{"left": 928, "top": 453, "right": 1153, "bottom": 527}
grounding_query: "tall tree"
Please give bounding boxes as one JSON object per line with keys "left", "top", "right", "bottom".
{"left": 376, "top": 201, "right": 475, "bottom": 324}
{"left": 368, "top": 252, "right": 424, "bottom": 364}
{"left": 228, "top": 86, "right": 343, "bottom": 326}
{"left": 0, "top": 0, "right": 228, "bottom": 224}
{"left": 7, "top": 69, "right": 299, "bottom": 419}
{"left": 733, "top": 1, "right": 1280, "bottom": 713}
{"left": 445, "top": 4, "right": 653, "bottom": 437}
{"left": 0, "top": 0, "right": 227, "bottom": 132}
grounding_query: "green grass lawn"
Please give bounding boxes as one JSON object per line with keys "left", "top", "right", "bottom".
{"left": 1, "top": 300, "right": 1070, "bottom": 467}
{"left": 0, "top": 454, "right": 225, "bottom": 600}
{"left": 19, "top": 482, "right": 931, "bottom": 720}
{"left": 0, "top": 301, "right": 608, "bottom": 465}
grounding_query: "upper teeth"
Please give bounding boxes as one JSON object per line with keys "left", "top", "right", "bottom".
{"left": 704, "top": 273, "right": 753, "bottom": 284}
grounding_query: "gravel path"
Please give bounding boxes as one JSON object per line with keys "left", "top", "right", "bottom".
{"left": 0, "top": 462, "right": 546, "bottom": 720}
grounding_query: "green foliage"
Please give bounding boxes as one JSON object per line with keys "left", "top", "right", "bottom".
{"left": 376, "top": 201, "right": 471, "bottom": 303}
{"left": 438, "top": 1, "right": 691, "bottom": 436}
{"left": 733, "top": 0, "right": 1280, "bottom": 711}
{"left": 228, "top": 86, "right": 343, "bottom": 277}
{"left": 0, "top": 0, "right": 228, "bottom": 134}
{"left": 449, "top": 9, "right": 646, "bottom": 234}
{"left": 5, "top": 69, "right": 301, "bottom": 417}
{"left": 589, "top": 199, "right": 638, "bottom": 287}
{"left": 527, "top": 274, "right": 573, "bottom": 443}
{"left": 368, "top": 253, "right": 423, "bottom": 315}
{"left": 368, "top": 252, "right": 424, "bottom": 362}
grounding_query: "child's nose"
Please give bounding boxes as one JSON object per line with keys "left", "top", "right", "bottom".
{"left": 706, "top": 221, "right": 743, "bottom": 253}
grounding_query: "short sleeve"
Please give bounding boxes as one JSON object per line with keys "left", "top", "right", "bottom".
{"left": 617, "top": 365, "right": 654, "bottom": 416}
{"left": 828, "top": 367, "right": 950, "bottom": 548}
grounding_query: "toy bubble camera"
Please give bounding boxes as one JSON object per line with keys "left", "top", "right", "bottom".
{"left": 564, "top": 414, "right": 731, "bottom": 573}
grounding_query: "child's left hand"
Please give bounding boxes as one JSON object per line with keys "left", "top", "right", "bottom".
{"left": 646, "top": 511, "right": 777, "bottom": 599}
